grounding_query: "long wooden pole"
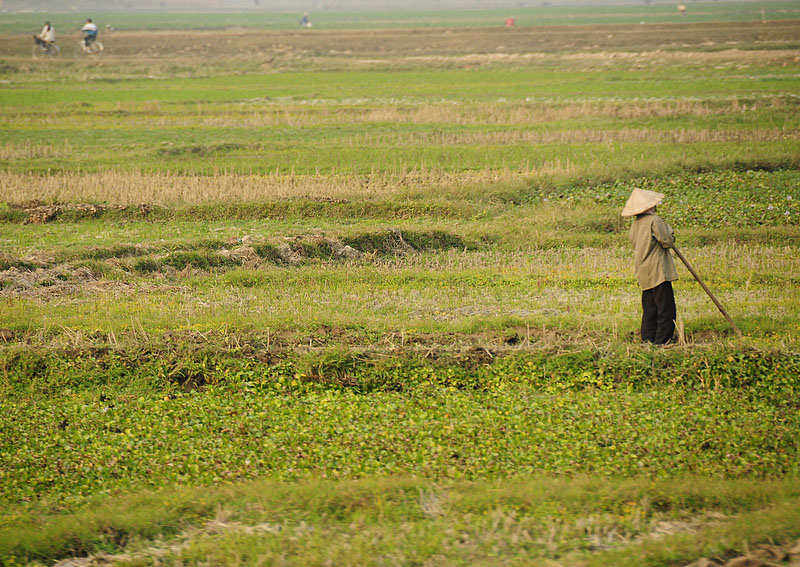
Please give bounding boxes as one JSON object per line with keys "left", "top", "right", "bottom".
{"left": 671, "top": 245, "right": 743, "bottom": 337}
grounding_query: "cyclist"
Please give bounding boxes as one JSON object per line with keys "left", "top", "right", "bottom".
{"left": 81, "top": 18, "right": 98, "bottom": 48}
{"left": 34, "top": 21, "right": 56, "bottom": 50}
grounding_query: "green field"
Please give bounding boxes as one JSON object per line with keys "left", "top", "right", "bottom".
{"left": 1, "top": 10, "right": 800, "bottom": 567}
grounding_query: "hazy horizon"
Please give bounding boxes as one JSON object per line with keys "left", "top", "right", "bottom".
{"left": 0, "top": 0, "right": 777, "bottom": 12}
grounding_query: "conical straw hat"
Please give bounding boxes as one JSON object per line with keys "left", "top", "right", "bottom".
{"left": 621, "top": 188, "right": 665, "bottom": 217}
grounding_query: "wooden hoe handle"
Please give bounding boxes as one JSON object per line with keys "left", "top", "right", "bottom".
{"left": 671, "top": 245, "right": 743, "bottom": 338}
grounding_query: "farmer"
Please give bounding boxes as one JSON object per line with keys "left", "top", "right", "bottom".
{"left": 34, "top": 21, "right": 55, "bottom": 47}
{"left": 622, "top": 188, "right": 678, "bottom": 344}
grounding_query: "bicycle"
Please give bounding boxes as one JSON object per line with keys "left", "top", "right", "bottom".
{"left": 76, "top": 37, "right": 103, "bottom": 57}
{"left": 31, "top": 41, "right": 60, "bottom": 59}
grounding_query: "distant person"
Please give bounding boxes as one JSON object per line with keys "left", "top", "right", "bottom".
{"left": 505, "top": 16, "right": 515, "bottom": 27}
{"left": 81, "top": 18, "right": 98, "bottom": 48}
{"left": 34, "top": 21, "right": 55, "bottom": 47}
{"left": 300, "top": 12, "right": 312, "bottom": 28}
{"left": 678, "top": 4, "right": 687, "bottom": 15}
{"left": 622, "top": 188, "right": 678, "bottom": 345}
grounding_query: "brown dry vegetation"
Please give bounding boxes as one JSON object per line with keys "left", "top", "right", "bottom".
{"left": 0, "top": 169, "right": 545, "bottom": 205}
{"left": 3, "top": 21, "right": 800, "bottom": 60}
{"left": 1, "top": 21, "right": 800, "bottom": 76}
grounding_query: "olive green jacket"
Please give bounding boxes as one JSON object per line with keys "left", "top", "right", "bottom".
{"left": 629, "top": 213, "right": 678, "bottom": 290}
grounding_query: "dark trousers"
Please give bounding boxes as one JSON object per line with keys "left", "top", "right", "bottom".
{"left": 641, "top": 281, "right": 676, "bottom": 344}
